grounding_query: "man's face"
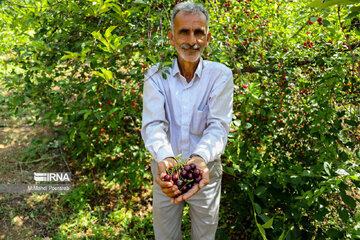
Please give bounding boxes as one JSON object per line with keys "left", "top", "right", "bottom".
{"left": 169, "top": 11, "right": 211, "bottom": 64}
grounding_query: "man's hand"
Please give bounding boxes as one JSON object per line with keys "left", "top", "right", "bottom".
{"left": 155, "top": 157, "right": 182, "bottom": 198}
{"left": 171, "top": 155, "right": 210, "bottom": 204}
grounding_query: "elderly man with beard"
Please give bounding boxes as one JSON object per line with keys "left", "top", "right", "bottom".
{"left": 141, "top": 2, "right": 233, "bottom": 240}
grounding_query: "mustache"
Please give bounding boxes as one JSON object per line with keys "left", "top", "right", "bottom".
{"left": 181, "top": 43, "right": 201, "bottom": 50}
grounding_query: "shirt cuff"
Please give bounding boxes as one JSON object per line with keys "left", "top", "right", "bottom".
{"left": 156, "top": 145, "right": 175, "bottom": 162}
{"left": 192, "top": 149, "right": 211, "bottom": 164}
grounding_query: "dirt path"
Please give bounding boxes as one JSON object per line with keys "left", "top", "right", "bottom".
{"left": 0, "top": 101, "right": 69, "bottom": 239}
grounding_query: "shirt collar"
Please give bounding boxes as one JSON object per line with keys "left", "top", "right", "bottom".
{"left": 172, "top": 57, "right": 203, "bottom": 80}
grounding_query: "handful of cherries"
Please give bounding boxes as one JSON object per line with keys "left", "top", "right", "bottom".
{"left": 164, "top": 160, "right": 202, "bottom": 195}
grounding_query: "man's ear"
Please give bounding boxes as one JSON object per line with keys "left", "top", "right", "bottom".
{"left": 205, "top": 32, "right": 211, "bottom": 48}
{"left": 168, "top": 30, "right": 175, "bottom": 47}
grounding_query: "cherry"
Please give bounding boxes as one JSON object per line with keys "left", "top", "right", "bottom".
{"left": 164, "top": 174, "right": 171, "bottom": 181}
{"left": 172, "top": 173, "right": 179, "bottom": 182}
{"left": 181, "top": 169, "right": 188, "bottom": 178}
{"left": 176, "top": 180, "right": 184, "bottom": 188}
{"left": 187, "top": 173, "right": 194, "bottom": 180}
{"left": 184, "top": 165, "right": 191, "bottom": 171}
{"left": 181, "top": 186, "right": 188, "bottom": 193}
{"left": 193, "top": 169, "right": 200, "bottom": 177}
{"left": 195, "top": 176, "right": 202, "bottom": 183}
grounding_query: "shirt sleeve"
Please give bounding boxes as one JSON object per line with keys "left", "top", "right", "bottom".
{"left": 141, "top": 72, "right": 175, "bottom": 162}
{"left": 192, "top": 69, "right": 233, "bottom": 164}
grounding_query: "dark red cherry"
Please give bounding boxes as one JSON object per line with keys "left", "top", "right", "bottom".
{"left": 164, "top": 174, "right": 171, "bottom": 181}
{"left": 187, "top": 173, "right": 194, "bottom": 180}
{"left": 193, "top": 169, "right": 200, "bottom": 177}
{"left": 181, "top": 169, "right": 188, "bottom": 178}
{"left": 172, "top": 173, "right": 179, "bottom": 182}
{"left": 195, "top": 176, "right": 201, "bottom": 183}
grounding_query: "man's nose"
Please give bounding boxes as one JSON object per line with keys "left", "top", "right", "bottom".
{"left": 188, "top": 31, "right": 196, "bottom": 45}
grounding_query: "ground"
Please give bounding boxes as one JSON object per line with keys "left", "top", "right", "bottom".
{"left": 0, "top": 101, "right": 68, "bottom": 239}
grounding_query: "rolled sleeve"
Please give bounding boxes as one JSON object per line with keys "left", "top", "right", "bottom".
{"left": 193, "top": 69, "right": 233, "bottom": 164}
{"left": 141, "top": 73, "right": 174, "bottom": 162}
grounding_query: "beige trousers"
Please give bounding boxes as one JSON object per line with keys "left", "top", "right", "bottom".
{"left": 151, "top": 160, "right": 223, "bottom": 240}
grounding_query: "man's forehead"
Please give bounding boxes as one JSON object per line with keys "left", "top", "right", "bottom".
{"left": 173, "top": 11, "right": 207, "bottom": 29}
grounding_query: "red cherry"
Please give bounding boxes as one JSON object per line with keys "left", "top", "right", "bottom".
{"left": 181, "top": 169, "right": 188, "bottom": 178}
{"left": 164, "top": 174, "right": 171, "bottom": 181}
{"left": 172, "top": 173, "right": 179, "bottom": 182}
{"left": 193, "top": 169, "right": 200, "bottom": 177}
{"left": 176, "top": 180, "right": 184, "bottom": 188}
{"left": 195, "top": 176, "right": 202, "bottom": 183}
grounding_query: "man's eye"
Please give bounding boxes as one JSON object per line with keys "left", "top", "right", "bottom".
{"left": 195, "top": 30, "right": 205, "bottom": 36}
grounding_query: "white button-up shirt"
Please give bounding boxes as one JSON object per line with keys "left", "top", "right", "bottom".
{"left": 141, "top": 57, "right": 233, "bottom": 164}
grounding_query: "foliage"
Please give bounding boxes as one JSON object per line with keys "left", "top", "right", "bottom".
{"left": 0, "top": 0, "right": 359, "bottom": 239}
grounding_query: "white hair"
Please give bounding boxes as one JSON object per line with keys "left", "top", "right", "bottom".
{"left": 171, "top": 2, "right": 209, "bottom": 33}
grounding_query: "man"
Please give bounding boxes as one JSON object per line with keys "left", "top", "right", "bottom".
{"left": 141, "top": 2, "right": 233, "bottom": 239}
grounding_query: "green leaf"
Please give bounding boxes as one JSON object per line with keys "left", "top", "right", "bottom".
{"left": 345, "top": 11, "right": 360, "bottom": 20}
{"left": 92, "top": 70, "right": 105, "bottom": 79}
{"left": 99, "top": 2, "right": 112, "bottom": 15}
{"left": 255, "top": 203, "right": 262, "bottom": 214}
{"left": 262, "top": 216, "right": 274, "bottom": 229}
{"left": 244, "top": 122, "right": 252, "bottom": 129}
{"left": 340, "top": 191, "right": 357, "bottom": 209}
{"left": 60, "top": 51, "right": 79, "bottom": 61}
{"left": 338, "top": 207, "right": 349, "bottom": 223}
{"left": 324, "top": 161, "right": 331, "bottom": 176}
{"left": 344, "top": 119, "right": 357, "bottom": 126}
{"left": 257, "top": 224, "right": 267, "bottom": 240}
{"left": 149, "top": 55, "right": 157, "bottom": 63}
{"left": 109, "top": 107, "right": 120, "bottom": 115}
{"left": 233, "top": 120, "right": 241, "bottom": 127}
{"left": 310, "top": 17, "right": 318, "bottom": 23}
{"left": 105, "top": 26, "right": 117, "bottom": 40}
{"left": 101, "top": 68, "right": 113, "bottom": 81}
{"left": 134, "top": 0, "right": 146, "bottom": 4}
{"left": 322, "top": 19, "right": 331, "bottom": 27}
{"left": 290, "top": 175, "right": 302, "bottom": 185}
{"left": 109, "top": 3, "right": 123, "bottom": 15}
{"left": 79, "top": 131, "right": 87, "bottom": 140}
{"left": 84, "top": 111, "right": 91, "bottom": 120}
{"left": 326, "top": 229, "right": 344, "bottom": 239}
{"left": 223, "top": 166, "right": 236, "bottom": 177}
{"left": 92, "top": 31, "right": 109, "bottom": 49}
{"left": 70, "top": 129, "right": 76, "bottom": 142}
{"left": 254, "top": 186, "right": 267, "bottom": 196}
